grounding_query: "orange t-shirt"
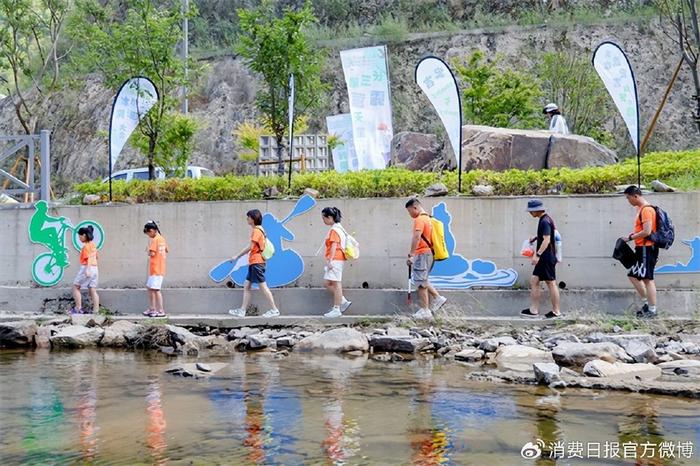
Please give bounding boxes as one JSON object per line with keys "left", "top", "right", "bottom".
{"left": 325, "top": 228, "right": 346, "bottom": 261}
{"left": 249, "top": 227, "right": 265, "bottom": 265}
{"left": 148, "top": 234, "right": 168, "bottom": 276}
{"left": 634, "top": 205, "right": 657, "bottom": 247}
{"left": 413, "top": 214, "right": 432, "bottom": 255}
{"left": 79, "top": 241, "right": 98, "bottom": 266}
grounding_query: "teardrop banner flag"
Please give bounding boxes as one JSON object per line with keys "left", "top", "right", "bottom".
{"left": 592, "top": 41, "right": 641, "bottom": 185}
{"left": 415, "top": 56, "right": 463, "bottom": 192}
{"left": 108, "top": 76, "right": 159, "bottom": 200}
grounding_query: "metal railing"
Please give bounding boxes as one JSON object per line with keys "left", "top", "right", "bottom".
{"left": 0, "top": 130, "right": 51, "bottom": 202}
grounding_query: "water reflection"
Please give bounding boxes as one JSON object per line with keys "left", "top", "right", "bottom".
{"left": 0, "top": 349, "right": 698, "bottom": 465}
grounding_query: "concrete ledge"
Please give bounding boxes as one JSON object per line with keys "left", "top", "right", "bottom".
{"left": 1, "top": 286, "right": 699, "bottom": 318}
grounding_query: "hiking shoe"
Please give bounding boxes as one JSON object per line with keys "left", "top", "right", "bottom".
{"left": 340, "top": 299, "right": 352, "bottom": 313}
{"left": 636, "top": 303, "right": 650, "bottom": 318}
{"left": 324, "top": 307, "right": 343, "bottom": 318}
{"left": 412, "top": 308, "right": 434, "bottom": 320}
{"left": 544, "top": 311, "right": 562, "bottom": 319}
{"left": 262, "top": 309, "right": 280, "bottom": 318}
{"left": 520, "top": 309, "right": 539, "bottom": 318}
{"left": 430, "top": 295, "right": 447, "bottom": 312}
{"left": 228, "top": 308, "right": 246, "bottom": 318}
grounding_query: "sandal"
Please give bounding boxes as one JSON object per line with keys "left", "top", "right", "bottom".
{"left": 520, "top": 308, "right": 539, "bottom": 318}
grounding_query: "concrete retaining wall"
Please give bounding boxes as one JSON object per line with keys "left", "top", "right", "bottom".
{"left": 2, "top": 193, "right": 700, "bottom": 290}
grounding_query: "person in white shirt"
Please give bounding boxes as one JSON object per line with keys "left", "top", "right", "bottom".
{"left": 543, "top": 103, "right": 570, "bottom": 135}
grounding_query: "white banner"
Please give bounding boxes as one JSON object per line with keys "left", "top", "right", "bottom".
{"left": 415, "top": 56, "right": 461, "bottom": 165}
{"left": 109, "top": 77, "right": 159, "bottom": 169}
{"left": 592, "top": 42, "right": 639, "bottom": 153}
{"left": 340, "top": 46, "right": 393, "bottom": 170}
{"left": 326, "top": 113, "right": 358, "bottom": 172}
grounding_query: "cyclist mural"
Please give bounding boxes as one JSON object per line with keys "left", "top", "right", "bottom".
{"left": 28, "top": 200, "right": 105, "bottom": 287}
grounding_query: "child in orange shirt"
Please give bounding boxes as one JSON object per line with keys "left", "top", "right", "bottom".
{"left": 143, "top": 221, "right": 168, "bottom": 318}
{"left": 71, "top": 225, "right": 99, "bottom": 314}
{"left": 321, "top": 207, "right": 351, "bottom": 318}
{"left": 228, "top": 209, "right": 280, "bottom": 318}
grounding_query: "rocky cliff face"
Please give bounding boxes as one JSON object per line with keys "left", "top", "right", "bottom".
{"left": 0, "top": 20, "right": 695, "bottom": 184}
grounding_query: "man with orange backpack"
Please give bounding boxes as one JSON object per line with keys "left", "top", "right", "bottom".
{"left": 405, "top": 198, "right": 448, "bottom": 320}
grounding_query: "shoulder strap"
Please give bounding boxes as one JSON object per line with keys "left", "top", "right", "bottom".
{"left": 418, "top": 214, "right": 433, "bottom": 249}
{"left": 638, "top": 205, "right": 655, "bottom": 222}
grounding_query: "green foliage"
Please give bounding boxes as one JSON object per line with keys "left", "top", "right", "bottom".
{"left": 236, "top": 0, "right": 327, "bottom": 176}
{"left": 133, "top": 113, "right": 197, "bottom": 177}
{"left": 74, "top": 149, "right": 700, "bottom": 203}
{"left": 67, "top": 0, "right": 199, "bottom": 179}
{"left": 537, "top": 50, "right": 614, "bottom": 147}
{"left": 454, "top": 51, "right": 543, "bottom": 129}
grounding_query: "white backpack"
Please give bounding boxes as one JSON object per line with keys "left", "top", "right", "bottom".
{"left": 331, "top": 224, "right": 360, "bottom": 260}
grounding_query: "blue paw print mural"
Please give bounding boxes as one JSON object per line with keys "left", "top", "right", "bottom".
{"left": 428, "top": 202, "right": 518, "bottom": 289}
{"left": 656, "top": 237, "right": 700, "bottom": 274}
{"left": 209, "top": 194, "right": 317, "bottom": 288}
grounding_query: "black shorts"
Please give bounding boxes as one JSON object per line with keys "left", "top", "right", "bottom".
{"left": 533, "top": 259, "right": 556, "bottom": 282}
{"left": 246, "top": 263, "right": 266, "bottom": 284}
{"left": 628, "top": 246, "right": 659, "bottom": 280}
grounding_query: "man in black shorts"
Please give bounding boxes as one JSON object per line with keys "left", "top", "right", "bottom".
{"left": 521, "top": 199, "right": 561, "bottom": 319}
{"left": 622, "top": 185, "right": 658, "bottom": 318}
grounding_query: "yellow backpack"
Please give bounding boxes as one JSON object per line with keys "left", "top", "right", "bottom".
{"left": 420, "top": 214, "right": 449, "bottom": 261}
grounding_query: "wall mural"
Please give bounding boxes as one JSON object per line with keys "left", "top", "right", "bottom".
{"left": 209, "top": 194, "right": 317, "bottom": 288}
{"left": 428, "top": 202, "right": 518, "bottom": 289}
{"left": 656, "top": 237, "right": 700, "bottom": 274}
{"left": 28, "top": 200, "right": 106, "bottom": 287}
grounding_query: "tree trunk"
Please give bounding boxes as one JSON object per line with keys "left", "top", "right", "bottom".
{"left": 148, "top": 136, "right": 157, "bottom": 180}
{"left": 690, "top": 63, "right": 700, "bottom": 134}
{"left": 275, "top": 133, "right": 285, "bottom": 177}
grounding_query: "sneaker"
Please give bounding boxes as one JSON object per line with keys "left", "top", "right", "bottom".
{"left": 544, "top": 311, "right": 562, "bottom": 319}
{"left": 228, "top": 308, "right": 246, "bottom": 318}
{"left": 520, "top": 308, "right": 539, "bottom": 318}
{"left": 430, "top": 295, "right": 447, "bottom": 312}
{"left": 143, "top": 308, "right": 154, "bottom": 317}
{"left": 340, "top": 299, "right": 352, "bottom": 313}
{"left": 636, "top": 303, "right": 650, "bottom": 318}
{"left": 262, "top": 309, "right": 280, "bottom": 318}
{"left": 70, "top": 307, "right": 84, "bottom": 315}
{"left": 324, "top": 307, "right": 343, "bottom": 318}
{"left": 412, "top": 308, "right": 434, "bottom": 320}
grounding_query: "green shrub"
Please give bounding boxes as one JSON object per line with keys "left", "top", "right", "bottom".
{"left": 73, "top": 149, "right": 700, "bottom": 203}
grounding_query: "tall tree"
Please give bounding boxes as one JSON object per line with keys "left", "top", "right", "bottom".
{"left": 236, "top": 0, "right": 326, "bottom": 176}
{"left": 68, "top": 0, "right": 197, "bottom": 179}
{"left": 657, "top": 0, "right": 700, "bottom": 134}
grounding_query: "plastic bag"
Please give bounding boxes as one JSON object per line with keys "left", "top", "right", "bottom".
{"left": 520, "top": 239, "right": 535, "bottom": 257}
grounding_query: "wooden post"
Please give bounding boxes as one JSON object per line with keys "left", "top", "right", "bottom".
{"left": 640, "top": 57, "right": 684, "bottom": 154}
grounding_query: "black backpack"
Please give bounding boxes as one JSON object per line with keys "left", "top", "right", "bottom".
{"left": 640, "top": 205, "right": 675, "bottom": 249}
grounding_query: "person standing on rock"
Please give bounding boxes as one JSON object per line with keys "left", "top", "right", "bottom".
{"left": 321, "top": 207, "right": 352, "bottom": 318}
{"left": 228, "top": 209, "right": 281, "bottom": 318}
{"left": 622, "top": 185, "right": 658, "bottom": 318}
{"left": 521, "top": 199, "right": 561, "bottom": 319}
{"left": 544, "top": 103, "right": 569, "bottom": 135}
{"left": 143, "top": 221, "right": 168, "bottom": 318}
{"left": 405, "top": 198, "right": 447, "bottom": 320}
{"left": 71, "top": 225, "right": 99, "bottom": 314}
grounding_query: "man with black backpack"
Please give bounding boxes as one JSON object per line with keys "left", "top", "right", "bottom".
{"left": 622, "top": 185, "right": 670, "bottom": 318}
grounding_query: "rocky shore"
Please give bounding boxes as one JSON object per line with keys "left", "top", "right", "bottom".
{"left": 2, "top": 315, "right": 700, "bottom": 397}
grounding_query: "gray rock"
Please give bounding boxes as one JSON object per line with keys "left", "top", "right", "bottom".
{"left": 160, "top": 346, "right": 175, "bottom": 355}
{"left": 386, "top": 327, "right": 410, "bottom": 337}
{"left": 196, "top": 363, "right": 212, "bottom": 372}
{"left": 246, "top": 334, "right": 273, "bottom": 350}
{"left": 582, "top": 360, "right": 662, "bottom": 380}
{"left": 296, "top": 328, "right": 369, "bottom": 353}
{"left": 543, "top": 333, "right": 580, "bottom": 348}
{"left": 369, "top": 336, "right": 433, "bottom": 353}
{"left": 101, "top": 320, "right": 143, "bottom": 347}
{"left": 36, "top": 326, "right": 52, "bottom": 349}
{"left": 70, "top": 314, "right": 107, "bottom": 327}
{"left": 166, "top": 363, "right": 228, "bottom": 379}
{"left": 263, "top": 186, "right": 280, "bottom": 199}
{"left": 552, "top": 342, "right": 631, "bottom": 366}
{"left": 494, "top": 344, "right": 554, "bottom": 371}
{"left": 658, "top": 359, "right": 700, "bottom": 377}
{"left": 302, "top": 187, "right": 319, "bottom": 198}
{"left": 533, "top": 363, "right": 561, "bottom": 385}
{"left": 82, "top": 194, "right": 101, "bottom": 205}
{"left": 651, "top": 180, "right": 675, "bottom": 192}
{"left": 549, "top": 380, "right": 568, "bottom": 389}
{"left": 166, "top": 325, "right": 206, "bottom": 349}
{"left": 612, "top": 325, "right": 623, "bottom": 333}
{"left": 227, "top": 327, "right": 259, "bottom": 340}
{"left": 585, "top": 334, "right": 658, "bottom": 363}
{"left": 454, "top": 348, "right": 485, "bottom": 362}
{"left": 424, "top": 183, "right": 448, "bottom": 197}
{"left": 0, "top": 320, "right": 37, "bottom": 347}
{"left": 479, "top": 336, "right": 517, "bottom": 352}
{"left": 389, "top": 131, "right": 448, "bottom": 171}
{"left": 373, "top": 353, "right": 392, "bottom": 362}
{"left": 471, "top": 184, "right": 494, "bottom": 196}
{"left": 276, "top": 337, "right": 296, "bottom": 348}
{"left": 50, "top": 325, "right": 104, "bottom": 348}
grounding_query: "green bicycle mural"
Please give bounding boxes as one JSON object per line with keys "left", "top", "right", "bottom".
{"left": 28, "top": 200, "right": 105, "bottom": 287}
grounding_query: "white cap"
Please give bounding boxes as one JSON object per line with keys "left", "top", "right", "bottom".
{"left": 543, "top": 103, "right": 559, "bottom": 113}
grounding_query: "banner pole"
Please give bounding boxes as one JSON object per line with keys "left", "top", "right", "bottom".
{"left": 287, "top": 74, "right": 295, "bottom": 191}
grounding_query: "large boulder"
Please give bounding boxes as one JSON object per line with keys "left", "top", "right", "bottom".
{"left": 50, "top": 325, "right": 104, "bottom": 348}
{"left": 586, "top": 333, "right": 658, "bottom": 363}
{"left": 0, "top": 320, "right": 37, "bottom": 347}
{"left": 296, "top": 328, "right": 369, "bottom": 353}
{"left": 389, "top": 132, "right": 449, "bottom": 171}
{"left": 369, "top": 336, "right": 433, "bottom": 353}
{"left": 552, "top": 342, "right": 631, "bottom": 367}
{"left": 460, "top": 125, "right": 617, "bottom": 172}
{"left": 493, "top": 344, "right": 553, "bottom": 371}
{"left": 582, "top": 360, "right": 661, "bottom": 380}
{"left": 101, "top": 320, "right": 144, "bottom": 347}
